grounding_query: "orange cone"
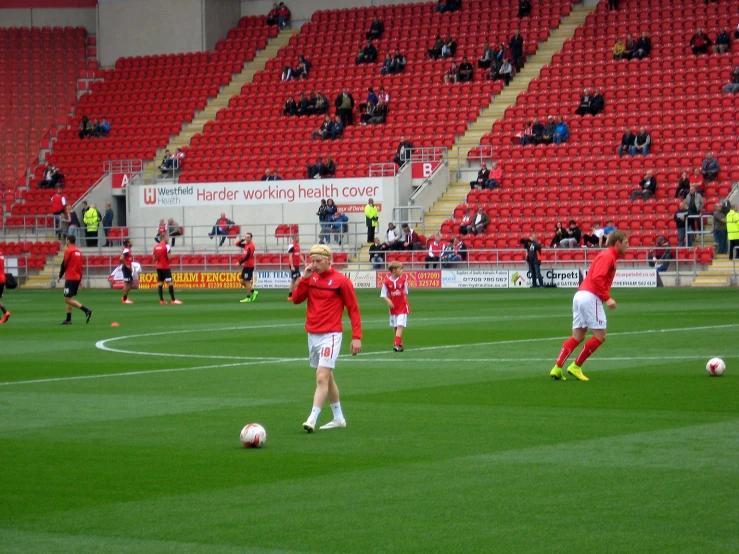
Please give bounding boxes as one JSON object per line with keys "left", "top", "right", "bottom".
{"left": 110, "top": 322, "right": 119, "bottom": 327}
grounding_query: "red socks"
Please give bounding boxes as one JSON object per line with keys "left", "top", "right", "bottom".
{"left": 575, "top": 337, "right": 604, "bottom": 366}
{"left": 394, "top": 335, "right": 402, "bottom": 346}
{"left": 556, "top": 337, "right": 581, "bottom": 367}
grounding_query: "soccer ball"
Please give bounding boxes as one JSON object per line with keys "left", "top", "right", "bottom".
{"left": 706, "top": 358, "right": 726, "bottom": 377}
{"left": 240, "top": 423, "right": 267, "bottom": 448}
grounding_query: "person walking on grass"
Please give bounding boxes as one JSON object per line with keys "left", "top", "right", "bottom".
{"left": 549, "top": 231, "right": 629, "bottom": 381}
{"left": 381, "top": 261, "right": 410, "bottom": 352}
{"left": 236, "top": 233, "right": 258, "bottom": 303}
{"left": 0, "top": 249, "right": 11, "bottom": 324}
{"left": 57, "top": 235, "right": 92, "bottom": 325}
{"left": 292, "top": 244, "right": 362, "bottom": 432}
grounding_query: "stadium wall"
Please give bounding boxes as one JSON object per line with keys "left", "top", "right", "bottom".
{"left": 0, "top": 7, "right": 96, "bottom": 31}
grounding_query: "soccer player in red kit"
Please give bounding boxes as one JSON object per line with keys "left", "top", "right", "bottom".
{"left": 120, "top": 238, "right": 135, "bottom": 304}
{"left": 287, "top": 233, "right": 301, "bottom": 301}
{"left": 0, "top": 248, "right": 11, "bottom": 324}
{"left": 550, "top": 230, "right": 629, "bottom": 381}
{"left": 292, "top": 244, "right": 362, "bottom": 432}
{"left": 381, "top": 261, "right": 410, "bottom": 352}
{"left": 57, "top": 235, "right": 92, "bottom": 324}
{"left": 236, "top": 233, "right": 258, "bottom": 303}
{"left": 152, "top": 232, "right": 182, "bottom": 305}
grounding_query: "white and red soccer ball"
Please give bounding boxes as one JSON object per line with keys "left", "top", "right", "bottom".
{"left": 240, "top": 423, "right": 267, "bottom": 448}
{"left": 706, "top": 358, "right": 726, "bottom": 377}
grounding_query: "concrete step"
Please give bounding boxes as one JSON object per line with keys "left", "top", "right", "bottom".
{"left": 691, "top": 276, "right": 731, "bottom": 286}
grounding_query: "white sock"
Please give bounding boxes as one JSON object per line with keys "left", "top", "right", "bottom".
{"left": 330, "top": 402, "right": 344, "bottom": 422}
{"left": 307, "top": 407, "right": 321, "bottom": 425}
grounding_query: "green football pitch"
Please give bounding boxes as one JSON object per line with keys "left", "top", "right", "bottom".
{"left": 1, "top": 287, "right": 737, "bottom": 553}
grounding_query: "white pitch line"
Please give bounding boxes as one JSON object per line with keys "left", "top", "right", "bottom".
{"left": 1, "top": 322, "right": 736, "bottom": 387}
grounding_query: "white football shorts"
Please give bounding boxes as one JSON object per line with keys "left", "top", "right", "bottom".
{"left": 389, "top": 314, "right": 408, "bottom": 328}
{"left": 572, "top": 290, "right": 607, "bottom": 330}
{"left": 307, "top": 332, "right": 343, "bottom": 369}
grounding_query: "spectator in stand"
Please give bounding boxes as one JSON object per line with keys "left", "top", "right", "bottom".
{"left": 366, "top": 16, "right": 384, "bottom": 40}
{"left": 331, "top": 115, "right": 345, "bottom": 139}
{"left": 517, "top": 0, "right": 532, "bottom": 18}
{"left": 723, "top": 66, "right": 739, "bottom": 93}
{"left": 401, "top": 224, "right": 422, "bottom": 250}
{"left": 377, "top": 85, "right": 390, "bottom": 104}
{"left": 334, "top": 88, "right": 354, "bottom": 125}
{"left": 100, "top": 117, "right": 110, "bottom": 137}
{"left": 102, "top": 202, "right": 114, "bottom": 246}
{"left": 531, "top": 117, "right": 545, "bottom": 144}
{"left": 470, "top": 163, "right": 490, "bottom": 189}
{"left": 424, "top": 233, "right": 444, "bottom": 268}
{"left": 519, "top": 120, "right": 534, "bottom": 145}
{"left": 631, "top": 126, "right": 651, "bottom": 156}
{"left": 493, "top": 58, "right": 514, "bottom": 85}
{"left": 366, "top": 97, "right": 388, "bottom": 125}
{"left": 276, "top": 2, "right": 291, "bottom": 28}
{"left": 261, "top": 168, "right": 282, "bottom": 180}
{"left": 331, "top": 212, "right": 349, "bottom": 245}
{"left": 296, "top": 93, "right": 310, "bottom": 116}
{"left": 283, "top": 96, "right": 297, "bottom": 115}
{"left": 440, "top": 239, "right": 457, "bottom": 267}
{"left": 471, "top": 208, "right": 490, "bottom": 235}
{"left": 155, "top": 218, "right": 167, "bottom": 243}
{"left": 39, "top": 164, "right": 63, "bottom": 189}
{"left": 83, "top": 203, "right": 101, "bottom": 247}
{"left": 701, "top": 152, "right": 720, "bottom": 182}
{"left": 736, "top": 22, "right": 739, "bottom": 39}
{"left": 444, "top": 61, "right": 459, "bottom": 84}
{"left": 318, "top": 199, "right": 334, "bottom": 244}
{"left": 209, "top": 212, "right": 235, "bottom": 246}
{"left": 525, "top": 235, "right": 544, "bottom": 287}
{"left": 624, "top": 33, "right": 637, "bottom": 60}
{"left": 485, "top": 161, "right": 503, "bottom": 189}
{"left": 393, "top": 138, "right": 413, "bottom": 166}
{"left": 607, "top": 0, "right": 619, "bottom": 9}
{"left": 713, "top": 29, "right": 731, "bottom": 54}
{"left": 675, "top": 201, "right": 690, "bottom": 246}
{"left": 435, "top": 0, "right": 461, "bottom": 14}
{"left": 675, "top": 170, "right": 691, "bottom": 199}
{"left": 365, "top": 198, "right": 379, "bottom": 243}
{"left": 167, "top": 218, "right": 182, "bottom": 246}
{"left": 158, "top": 150, "right": 172, "bottom": 172}
{"left": 459, "top": 208, "right": 474, "bottom": 235}
{"left": 728, "top": 203, "right": 739, "bottom": 261}
{"left": 553, "top": 116, "right": 569, "bottom": 144}
{"left": 323, "top": 157, "right": 336, "bottom": 177}
{"left": 541, "top": 116, "right": 557, "bottom": 144}
{"left": 50, "top": 186, "right": 67, "bottom": 239}
{"left": 78, "top": 115, "right": 91, "bottom": 139}
{"left": 441, "top": 36, "right": 457, "bottom": 58}
{"left": 458, "top": 57, "right": 474, "bottom": 82}
{"left": 690, "top": 167, "right": 705, "bottom": 195}
{"left": 281, "top": 65, "right": 295, "bottom": 81}
{"left": 65, "top": 205, "right": 80, "bottom": 239}
{"left": 590, "top": 88, "right": 605, "bottom": 115}
{"left": 478, "top": 43, "right": 495, "bottom": 69}
{"left": 712, "top": 201, "right": 728, "bottom": 254}
{"left": 356, "top": 41, "right": 378, "bottom": 64}
{"left": 550, "top": 222, "right": 565, "bottom": 247}
{"left": 453, "top": 235, "right": 467, "bottom": 261}
{"left": 383, "top": 222, "right": 402, "bottom": 250}
{"left": 382, "top": 49, "right": 405, "bottom": 75}
{"left": 612, "top": 37, "right": 626, "bottom": 60}
{"left": 575, "top": 88, "right": 593, "bottom": 116}
{"left": 369, "top": 237, "right": 386, "bottom": 269}
{"left": 295, "top": 55, "right": 311, "bottom": 79}
{"left": 632, "top": 32, "right": 652, "bottom": 59}
{"left": 380, "top": 53, "right": 394, "bottom": 75}
{"left": 307, "top": 157, "right": 325, "bottom": 179}
{"left": 80, "top": 201, "right": 90, "bottom": 244}
{"left": 314, "top": 91, "right": 328, "bottom": 114}
{"left": 631, "top": 170, "right": 657, "bottom": 201}
{"left": 160, "top": 147, "right": 185, "bottom": 175}
{"left": 582, "top": 221, "right": 606, "bottom": 247}
{"left": 690, "top": 28, "right": 712, "bottom": 55}
{"left": 428, "top": 35, "right": 444, "bottom": 59}
{"left": 648, "top": 236, "right": 672, "bottom": 272}
{"left": 603, "top": 220, "right": 617, "bottom": 237}
{"left": 685, "top": 183, "right": 704, "bottom": 238}
{"left": 617, "top": 127, "right": 636, "bottom": 157}
{"left": 509, "top": 30, "right": 525, "bottom": 70}
{"left": 560, "top": 220, "right": 582, "bottom": 248}
{"left": 359, "top": 88, "right": 378, "bottom": 113}
{"left": 311, "top": 116, "right": 333, "bottom": 141}
{"left": 266, "top": 3, "right": 280, "bottom": 25}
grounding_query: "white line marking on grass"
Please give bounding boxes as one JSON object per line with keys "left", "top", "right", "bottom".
{"left": 349, "top": 355, "right": 731, "bottom": 363}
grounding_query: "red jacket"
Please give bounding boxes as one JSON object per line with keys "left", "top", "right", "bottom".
{"left": 292, "top": 267, "right": 362, "bottom": 339}
{"left": 579, "top": 246, "right": 620, "bottom": 302}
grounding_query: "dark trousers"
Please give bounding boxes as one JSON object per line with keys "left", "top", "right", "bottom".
{"left": 87, "top": 229, "right": 98, "bottom": 247}
{"left": 730, "top": 239, "right": 739, "bottom": 260}
{"left": 528, "top": 262, "right": 544, "bottom": 287}
{"left": 425, "top": 255, "right": 439, "bottom": 269}
{"left": 366, "top": 221, "right": 375, "bottom": 243}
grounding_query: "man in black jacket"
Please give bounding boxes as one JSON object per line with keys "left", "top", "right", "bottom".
{"left": 366, "top": 16, "right": 384, "bottom": 40}
{"left": 617, "top": 127, "right": 636, "bottom": 157}
{"left": 393, "top": 138, "right": 413, "bottom": 166}
{"left": 525, "top": 235, "right": 544, "bottom": 287}
{"left": 632, "top": 32, "right": 652, "bottom": 59}
{"left": 631, "top": 171, "right": 657, "bottom": 201}
{"left": 575, "top": 89, "right": 593, "bottom": 116}
{"left": 470, "top": 163, "right": 490, "bottom": 189}
{"left": 509, "top": 30, "right": 525, "bottom": 70}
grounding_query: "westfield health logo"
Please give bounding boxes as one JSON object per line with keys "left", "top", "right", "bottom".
{"left": 143, "top": 188, "right": 157, "bottom": 205}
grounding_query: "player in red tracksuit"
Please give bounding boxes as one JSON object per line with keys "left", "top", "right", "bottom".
{"left": 550, "top": 230, "right": 629, "bottom": 381}
{"left": 235, "top": 233, "right": 258, "bottom": 303}
{"left": 57, "top": 235, "right": 92, "bottom": 325}
{"left": 381, "top": 261, "right": 410, "bottom": 352}
{"left": 152, "top": 232, "right": 182, "bottom": 305}
{"left": 292, "top": 244, "right": 362, "bottom": 432}
{"left": 0, "top": 249, "right": 10, "bottom": 324}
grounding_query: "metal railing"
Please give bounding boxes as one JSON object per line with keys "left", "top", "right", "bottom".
{"left": 369, "top": 163, "right": 397, "bottom": 177}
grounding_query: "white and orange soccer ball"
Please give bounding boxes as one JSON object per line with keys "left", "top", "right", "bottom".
{"left": 706, "top": 358, "right": 726, "bottom": 377}
{"left": 240, "top": 423, "right": 267, "bottom": 448}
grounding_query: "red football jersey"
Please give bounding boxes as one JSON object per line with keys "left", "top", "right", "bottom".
{"left": 292, "top": 267, "right": 362, "bottom": 339}
{"left": 287, "top": 241, "right": 301, "bottom": 268}
{"left": 62, "top": 245, "right": 83, "bottom": 280}
{"left": 381, "top": 275, "right": 410, "bottom": 316}
{"left": 153, "top": 242, "right": 171, "bottom": 270}
{"left": 241, "top": 242, "right": 255, "bottom": 268}
{"left": 579, "top": 246, "right": 620, "bottom": 302}
{"left": 0, "top": 253, "right": 5, "bottom": 284}
{"left": 121, "top": 246, "right": 133, "bottom": 268}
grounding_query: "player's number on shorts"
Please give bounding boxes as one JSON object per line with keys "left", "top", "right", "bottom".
{"left": 63, "top": 287, "right": 70, "bottom": 295}
{"left": 322, "top": 347, "right": 332, "bottom": 358}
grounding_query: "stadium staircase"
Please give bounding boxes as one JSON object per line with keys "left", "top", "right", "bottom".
{"left": 423, "top": 3, "right": 596, "bottom": 233}
{"left": 23, "top": 253, "right": 60, "bottom": 289}
{"left": 139, "top": 27, "right": 300, "bottom": 184}
{"left": 691, "top": 254, "right": 734, "bottom": 287}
